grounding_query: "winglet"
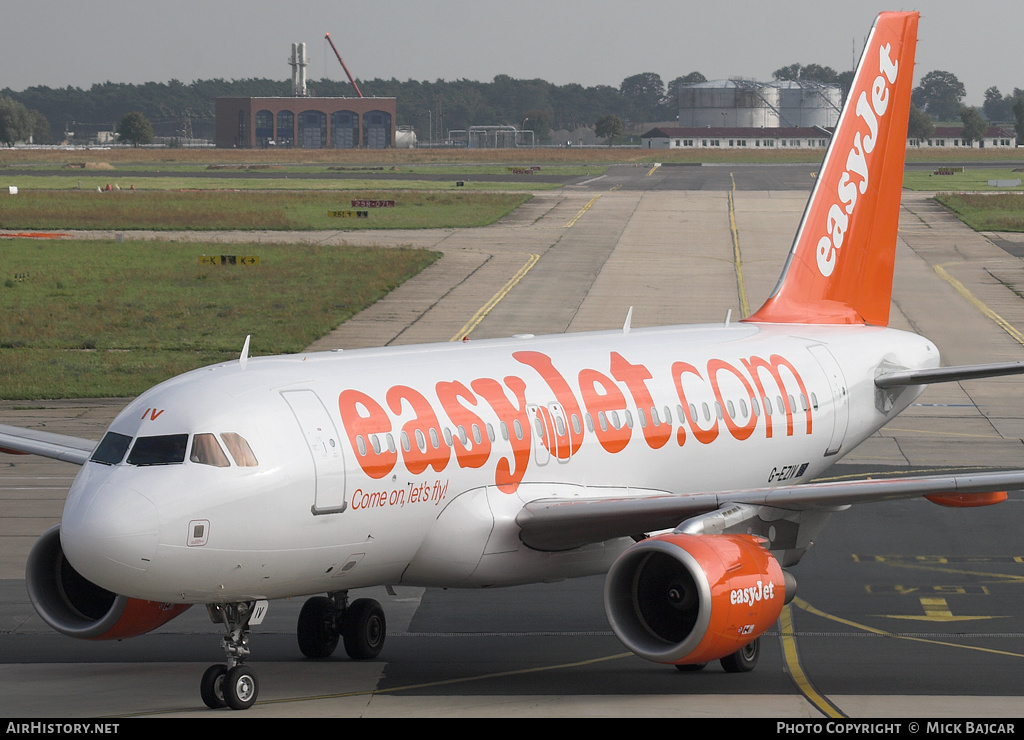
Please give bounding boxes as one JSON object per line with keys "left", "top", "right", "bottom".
{"left": 745, "top": 11, "right": 919, "bottom": 326}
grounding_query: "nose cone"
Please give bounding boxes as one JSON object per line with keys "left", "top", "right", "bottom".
{"left": 60, "top": 473, "right": 161, "bottom": 593}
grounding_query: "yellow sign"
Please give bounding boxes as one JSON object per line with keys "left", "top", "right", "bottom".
{"left": 198, "top": 255, "right": 260, "bottom": 266}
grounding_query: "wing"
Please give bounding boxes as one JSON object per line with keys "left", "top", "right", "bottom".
{"left": 0, "top": 424, "right": 96, "bottom": 465}
{"left": 875, "top": 360, "right": 1024, "bottom": 388}
{"left": 517, "top": 469, "right": 1024, "bottom": 551}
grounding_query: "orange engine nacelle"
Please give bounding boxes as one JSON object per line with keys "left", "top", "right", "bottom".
{"left": 604, "top": 532, "right": 785, "bottom": 665}
{"left": 25, "top": 525, "right": 190, "bottom": 640}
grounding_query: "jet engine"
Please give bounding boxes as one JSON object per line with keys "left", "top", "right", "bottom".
{"left": 604, "top": 532, "right": 787, "bottom": 666}
{"left": 25, "top": 525, "right": 189, "bottom": 640}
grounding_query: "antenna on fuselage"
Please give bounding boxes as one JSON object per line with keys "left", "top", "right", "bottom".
{"left": 622, "top": 306, "right": 633, "bottom": 334}
{"left": 239, "top": 335, "right": 251, "bottom": 371}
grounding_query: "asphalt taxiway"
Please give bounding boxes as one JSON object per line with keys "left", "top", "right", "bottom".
{"left": 2, "top": 162, "right": 1024, "bottom": 717}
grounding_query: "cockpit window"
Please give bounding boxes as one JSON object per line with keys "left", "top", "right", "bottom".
{"left": 90, "top": 432, "right": 132, "bottom": 465}
{"left": 190, "top": 433, "right": 230, "bottom": 468}
{"left": 221, "top": 432, "right": 258, "bottom": 467}
{"left": 127, "top": 434, "right": 188, "bottom": 466}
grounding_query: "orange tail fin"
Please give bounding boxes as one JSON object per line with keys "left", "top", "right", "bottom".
{"left": 745, "top": 11, "right": 919, "bottom": 326}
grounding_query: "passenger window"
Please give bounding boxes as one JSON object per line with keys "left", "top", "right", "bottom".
{"left": 221, "top": 432, "right": 258, "bottom": 467}
{"left": 191, "top": 433, "right": 230, "bottom": 468}
{"left": 90, "top": 431, "right": 132, "bottom": 465}
{"left": 127, "top": 434, "right": 188, "bottom": 466}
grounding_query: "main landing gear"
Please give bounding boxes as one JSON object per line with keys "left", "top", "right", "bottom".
{"left": 201, "top": 600, "right": 267, "bottom": 710}
{"left": 297, "top": 590, "right": 386, "bottom": 661}
{"left": 674, "top": 638, "right": 761, "bottom": 674}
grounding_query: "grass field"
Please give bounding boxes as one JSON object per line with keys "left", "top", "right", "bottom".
{"left": 932, "top": 192, "right": 1024, "bottom": 232}
{"left": 904, "top": 168, "right": 1024, "bottom": 192}
{"left": 0, "top": 238, "right": 440, "bottom": 398}
{"left": 0, "top": 190, "right": 531, "bottom": 230}
{"left": 2, "top": 144, "right": 1021, "bottom": 168}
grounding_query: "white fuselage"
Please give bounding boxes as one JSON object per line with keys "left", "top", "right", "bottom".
{"left": 58, "top": 321, "right": 938, "bottom": 604}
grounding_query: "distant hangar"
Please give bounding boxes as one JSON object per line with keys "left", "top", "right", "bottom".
{"left": 214, "top": 40, "right": 397, "bottom": 149}
{"left": 215, "top": 97, "right": 397, "bottom": 149}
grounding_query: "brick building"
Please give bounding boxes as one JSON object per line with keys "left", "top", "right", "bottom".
{"left": 215, "top": 97, "right": 397, "bottom": 149}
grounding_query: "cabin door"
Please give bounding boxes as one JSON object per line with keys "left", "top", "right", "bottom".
{"left": 281, "top": 389, "right": 348, "bottom": 514}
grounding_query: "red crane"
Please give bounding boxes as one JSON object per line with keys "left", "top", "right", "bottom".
{"left": 325, "top": 33, "right": 363, "bottom": 98}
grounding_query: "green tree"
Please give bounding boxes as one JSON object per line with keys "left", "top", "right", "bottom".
{"left": 983, "top": 86, "right": 1012, "bottom": 122}
{"left": 907, "top": 104, "right": 934, "bottom": 140}
{"left": 912, "top": 70, "right": 965, "bottom": 122}
{"left": 619, "top": 73, "right": 665, "bottom": 122}
{"left": 521, "top": 109, "right": 551, "bottom": 143}
{"left": 797, "top": 64, "right": 840, "bottom": 83}
{"left": 0, "top": 95, "right": 31, "bottom": 146}
{"left": 772, "top": 63, "right": 802, "bottom": 81}
{"left": 28, "top": 109, "right": 52, "bottom": 144}
{"left": 117, "top": 111, "right": 154, "bottom": 146}
{"left": 595, "top": 114, "right": 623, "bottom": 145}
{"left": 959, "top": 106, "right": 987, "bottom": 146}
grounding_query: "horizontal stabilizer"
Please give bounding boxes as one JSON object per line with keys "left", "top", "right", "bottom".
{"left": 517, "top": 469, "right": 1024, "bottom": 551}
{"left": 0, "top": 424, "right": 95, "bottom": 465}
{"left": 875, "top": 361, "right": 1024, "bottom": 388}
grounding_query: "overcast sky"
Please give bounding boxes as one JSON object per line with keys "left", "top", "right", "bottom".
{"left": 1, "top": 1, "right": 1018, "bottom": 106}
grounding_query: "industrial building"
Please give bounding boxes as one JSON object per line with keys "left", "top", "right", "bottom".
{"left": 214, "top": 41, "right": 397, "bottom": 149}
{"left": 677, "top": 79, "right": 842, "bottom": 128}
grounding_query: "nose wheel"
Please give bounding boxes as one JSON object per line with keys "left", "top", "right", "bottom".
{"left": 201, "top": 600, "right": 267, "bottom": 710}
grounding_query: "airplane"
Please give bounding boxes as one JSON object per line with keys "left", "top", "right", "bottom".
{"left": 3, "top": 10, "right": 1024, "bottom": 711}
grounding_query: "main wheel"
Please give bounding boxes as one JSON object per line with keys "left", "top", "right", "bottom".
{"left": 297, "top": 596, "right": 340, "bottom": 658}
{"left": 675, "top": 662, "right": 707, "bottom": 672}
{"left": 720, "top": 638, "right": 759, "bottom": 673}
{"left": 200, "top": 664, "right": 227, "bottom": 709}
{"left": 342, "top": 598, "right": 386, "bottom": 660}
{"left": 224, "top": 665, "right": 259, "bottom": 710}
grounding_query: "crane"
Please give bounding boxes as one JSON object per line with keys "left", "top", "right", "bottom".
{"left": 325, "top": 33, "right": 363, "bottom": 98}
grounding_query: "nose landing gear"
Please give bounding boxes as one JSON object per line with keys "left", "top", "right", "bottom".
{"left": 200, "top": 600, "right": 267, "bottom": 710}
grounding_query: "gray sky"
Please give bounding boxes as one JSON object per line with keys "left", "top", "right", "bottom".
{"left": 2, "top": 1, "right": 1019, "bottom": 106}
